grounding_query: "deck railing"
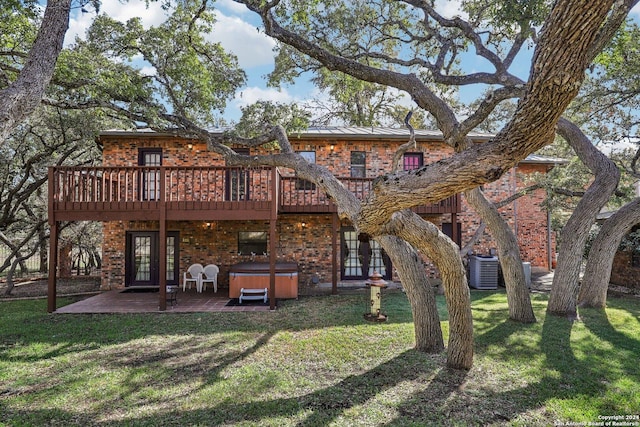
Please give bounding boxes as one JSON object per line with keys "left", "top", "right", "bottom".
{"left": 278, "top": 176, "right": 460, "bottom": 213}
{"left": 49, "top": 166, "right": 460, "bottom": 219}
{"left": 51, "top": 166, "right": 274, "bottom": 204}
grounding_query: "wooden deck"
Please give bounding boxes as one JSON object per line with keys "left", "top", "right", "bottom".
{"left": 48, "top": 166, "right": 461, "bottom": 222}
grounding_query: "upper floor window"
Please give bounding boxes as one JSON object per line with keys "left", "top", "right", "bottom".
{"left": 138, "top": 148, "right": 162, "bottom": 166}
{"left": 296, "top": 151, "right": 316, "bottom": 190}
{"left": 403, "top": 152, "right": 423, "bottom": 171}
{"left": 350, "top": 151, "right": 366, "bottom": 178}
{"left": 138, "top": 148, "right": 162, "bottom": 200}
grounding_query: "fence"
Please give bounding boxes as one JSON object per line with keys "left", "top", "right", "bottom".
{"left": 0, "top": 245, "right": 43, "bottom": 277}
{"left": 0, "top": 245, "right": 101, "bottom": 278}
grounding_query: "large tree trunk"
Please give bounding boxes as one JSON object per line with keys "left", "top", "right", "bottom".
{"left": 59, "top": 241, "right": 73, "bottom": 278}
{"left": 0, "top": 0, "right": 71, "bottom": 144}
{"left": 464, "top": 188, "right": 536, "bottom": 323}
{"left": 547, "top": 118, "right": 620, "bottom": 316}
{"left": 385, "top": 211, "right": 474, "bottom": 370}
{"left": 377, "top": 235, "right": 445, "bottom": 353}
{"left": 578, "top": 198, "right": 640, "bottom": 308}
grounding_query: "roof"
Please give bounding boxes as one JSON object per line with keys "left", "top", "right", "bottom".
{"left": 99, "top": 126, "right": 566, "bottom": 165}
{"left": 291, "top": 126, "right": 495, "bottom": 142}
{"left": 99, "top": 125, "right": 493, "bottom": 141}
{"left": 519, "top": 153, "right": 567, "bottom": 165}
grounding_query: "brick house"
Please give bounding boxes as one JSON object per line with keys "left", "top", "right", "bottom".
{"left": 47, "top": 126, "right": 560, "bottom": 311}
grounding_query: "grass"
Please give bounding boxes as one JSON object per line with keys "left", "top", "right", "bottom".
{"left": 0, "top": 290, "right": 639, "bottom": 426}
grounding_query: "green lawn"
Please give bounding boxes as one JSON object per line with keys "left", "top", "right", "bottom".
{"left": 0, "top": 290, "right": 638, "bottom": 426}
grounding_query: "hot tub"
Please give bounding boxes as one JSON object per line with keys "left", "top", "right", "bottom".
{"left": 229, "top": 262, "right": 298, "bottom": 299}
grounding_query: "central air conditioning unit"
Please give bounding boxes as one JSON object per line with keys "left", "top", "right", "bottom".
{"left": 469, "top": 255, "right": 499, "bottom": 289}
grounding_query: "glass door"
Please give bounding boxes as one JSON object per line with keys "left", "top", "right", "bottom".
{"left": 341, "top": 228, "right": 391, "bottom": 280}
{"left": 132, "top": 233, "right": 154, "bottom": 285}
{"left": 126, "top": 231, "right": 179, "bottom": 286}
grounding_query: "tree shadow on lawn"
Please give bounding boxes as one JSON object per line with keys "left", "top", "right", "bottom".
{"left": 474, "top": 309, "right": 640, "bottom": 424}
{"left": 0, "top": 349, "right": 450, "bottom": 426}
{"left": 102, "top": 312, "right": 632, "bottom": 427}
{"left": 0, "top": 293, "right": 416, "bottom": 363}
{"left": 580, "top": 297, "right": 640, "bottom": 357}
{"left": 102, "top": 350, "right": 465, "bottom": 426}
{"left": 3, "top": 293, "right": 638, "bottom": 425}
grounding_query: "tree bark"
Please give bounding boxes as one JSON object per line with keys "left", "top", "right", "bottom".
{"left": 59, "top": 241, "right": 73, "bottom": 278}
{"left": 0, "top": 0, "right": 71, "bottom": 144}
{"left": 578, "top": 198, "right": 640, "bottom": 308}
{"left": 377, "top": 235, "right": 445, "bottom": 353}
{"left": 547, "top": 118, "right": 620, "bottom": 316}
{"left": 464, "top": 188, "right": 536, "bottom": 323}
{"left": 384, "top": 211, "right": 474, "bottom": 370}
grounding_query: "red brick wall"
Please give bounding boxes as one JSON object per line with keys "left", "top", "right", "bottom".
{"left": 457, "top": 164, "right": 555, "bottom": 268}
{"left": 99, "top": 134, "right": 554, "bottom": 289}
{"left": 610, "top": 250, "right": 640, "bottom": 289}
{"left": 101, "top": 216, "right": 338, "bottom": 290}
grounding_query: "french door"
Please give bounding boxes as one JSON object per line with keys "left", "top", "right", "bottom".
{"left": 125, "top": 231, "right": 179, "bottom": 287}
{"left": 341, "top": 228, "right": 392, "bottom": 280}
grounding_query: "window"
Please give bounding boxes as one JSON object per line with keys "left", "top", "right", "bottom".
{"left": 296, "top": 151, "right": 316, "bottom": 190}
{"left": 238, "top": 231, "right": 268, "bottom": 255}
{"left": 403, "top": 152, "right": 423, "bottom": 171}
{"left": 350, "top": 151, "right": 366, "bottom": 178}
{"left": 138, "top": 148, "right": 162, "bottom": 200}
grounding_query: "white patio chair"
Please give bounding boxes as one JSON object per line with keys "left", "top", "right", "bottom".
{"left": 201, "top": 264, "right": 219, "bottom": 293}
{"left": 183, "top": 263, "right": 204, "bottom": 292}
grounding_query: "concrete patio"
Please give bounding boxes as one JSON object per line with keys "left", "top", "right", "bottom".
{"left": 54, "top": 287, "right": 272, "bottom": 314}
{"left": 52, "top": 267, "right": 556, "bottom": 314}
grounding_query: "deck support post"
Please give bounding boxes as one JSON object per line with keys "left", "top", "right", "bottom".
{"left": 269, "top": 167, "right": 278, "bottom": 310}
{"left": 47, "top": 221, "right": 58, "bottom": 313}
{"left": 332, "top": 213, "right": 338, "bottom": 295}
{"left": 269, "top": 219, "right": 276, "bottom": 310}
{"left": 159, "top": 167, "right": 167, "bottom": 311}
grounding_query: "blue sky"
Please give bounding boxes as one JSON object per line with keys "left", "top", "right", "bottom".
{"left": 65, "top": 0, "right": 640, "bottom": 125}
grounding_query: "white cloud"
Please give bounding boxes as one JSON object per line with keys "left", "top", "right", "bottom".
{"left": 210, "top": 11, "right": 276, "bottom": 69}
{"left": 65, "top": 1, "right": 277, "bottom": 70}
{"left": 215, "top": 0, "right": 251, "bottom": 16}
{"left": 434, "top": 0, "right": 467, "bottom": 19}
{"left": 232, "top": 86, "right": 295, "bottom": 108}
{"left": 223, "top": 86, "right": 299, "bottom": 122}
{"left": 100, "top": 0, "right": 168, "bottom": 26}
{"left": 65, "top": 0, "right": 170, "bottom": 46}
{"left": 597, "top": 139, "right": 638, "bottom": 155}
{"left": 65, "top": 13, "right": 91, "bottom": 46}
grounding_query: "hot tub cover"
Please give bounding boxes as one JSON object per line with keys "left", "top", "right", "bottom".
{"left": 230, "top": 262, "right": 298, "bottom": 274}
